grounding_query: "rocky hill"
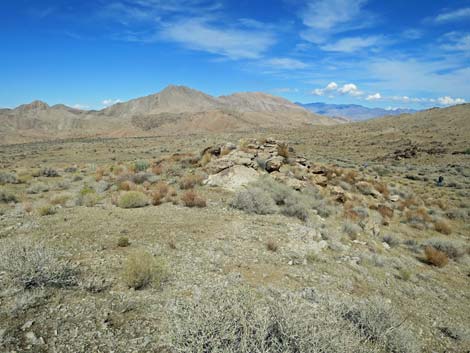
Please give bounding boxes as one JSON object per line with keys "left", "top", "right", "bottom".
{"left": 0, "top": 85, "right": 338, "bottom": 144}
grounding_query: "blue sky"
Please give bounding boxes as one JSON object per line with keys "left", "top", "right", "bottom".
{"left": 1, "top": 0, "right": 469, "bottom": 110}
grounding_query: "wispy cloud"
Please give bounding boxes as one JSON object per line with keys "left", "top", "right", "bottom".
{"left": 433, "top": 7, "right": 470, "bottom": 23}
{"left": 264, "top": 58, "right": 308, "bottom": 70}
{"left": 440, "top": 32, "right": 470, "bottom": 52}
{"left": 320, "top": 35, "right": 383, "bottom": 52}
{"left": 299, "top": 0, "right": 374, "bottom": 44}
{"left": 366, "top": 93, "right": 381, "bottom": 101}
{"left": 160, "top": 18, "right": 276, "bottom": 59}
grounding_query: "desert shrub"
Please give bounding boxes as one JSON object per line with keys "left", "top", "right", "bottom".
{"left": 405, "top": 207, "right": 431, "bottom": 229}
{"left": 122, "top": 251, "right": 166, "bottom": 290}
{"left": 119, "top": 180, "right": 134, "bottom": 191}
{"left": 155, "top": 181, "right": 169, "bottom": 196}
{"left": 351, "top": 206, "right": 368, "bottom": 219}
{"left": 424, "top": 246, "right": 449, "bottom": 267}
{"left": 152, "top": 163, "right": 164, "bottom": 175}
{"left": 0, "top": 188, "right": 17, "bottom": 203}
{"left": 53, "top": 180, "right": 71, "bottom": 190}
{"left": 445, "top": 208, "right": 468, "bottom": 220}
{"left": 230, "top": 187, "right": 277, "bottom": 215}
{"left": 426, "top": 238, "right": 466, "bottom": 260}
{"left": 342, "top": 170, "right": 358, "bottom": 184}
{"left": 377, "top": 204, "right": 394, "bottom": 219}
{"left": 37, "top": 204, "right": 56, "bottom": 216}
{"left": 50, "top": 193, "right": 71, "bottom": 206}
{"left": 343, "top": 298, "right": 420, "bottom": 353}
{"left": 373, "top": 181, "right": 390, "bottom": 198}
{"left": 343, "top": 221, "right": 361, "bottom": 238}
{"left": 132, "top": 172, "right": 157, "bottom": 184}
{"left": 266, "top": 239, "right": 278, "bottom": 252}
{"left": 312, "top": 199, "right": 335, "bottom": 218}
{"left": 0, "top": 239, "right": 78, "bottom": 289}
{"left": 277, "top": 142, "right": 290, "bottom": 158}
{"left": 398, "top": 268, "right": 412, "bottom": 281}
{"left": 179, "top": 174, "right": 204, "bottom": 189}
{"left": 151, "top": 190, "right": 164, "bottom": 206}
{"left": 0, "top": 172, "right": 18, "bottom": 185}
{"left": 433, "top": 218, "right": 452, "bottom": 235}
{"left": 117, "top": 237, "right": 130, "bottom": 247}
{"left": 281, "top": 194, "right": 310, "bottom": 221}
{"left": 167, "top": 286, "right": 419, "bottom": 353}
{"left": 40, "top": 167, "right": 59, "bottom": 177}
{"left": 134, "top": 160, "right": 150, "bottom": 172}
{"left": 382, "top": 234, "right": 400, "bottom": 248}
{"left": 360, "top": 254, "right": 385, "bottom": 267}
{"left": 118, "top": 191, "right": 148, "bottom": 208}
{"left": 181, "top": 190, "right": 206, "bottom": 208}
{"left": 26, "top": 182, "right": 49, "bottom": 194}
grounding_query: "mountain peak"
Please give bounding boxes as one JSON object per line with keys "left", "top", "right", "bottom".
{"left": 17, "top": 100, "right": 49, "bottom": 111}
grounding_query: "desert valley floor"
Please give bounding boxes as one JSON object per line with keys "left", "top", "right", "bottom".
{"left": 1, "top": 105, "right": 469, "bottom": 353}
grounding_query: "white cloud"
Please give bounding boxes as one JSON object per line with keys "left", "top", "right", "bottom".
{"left": 437, "top": 96, "right": 466, "bottom": 105}
{"left": 71, "top": 104, "right": 90, "bottom": 110}
{"left": 312, "top": 82, "right": 364, "bottom": 97}
{"left": 440, "top": 32, "right": 470, "bottom": 52}
{"left": 265, "top": 58, "right": 308, "bottom": 70}
{"left": 326, "top": 82, "right": 338, "bottom": 90}
{"left": 160, "top": 19, "right": 276, "bottom": 59}
{"left": 320, "top": 35, "right": 382, "bottom": 52}
{"left": 338, "top": 83, "right": 363, "bottom": 96}
{"left": 301, "top": 0, "right": 367, "bottom": 31}
{"left": 311, "top": 81, "right": 338, "bottom": 95}
{"left": 366, "top": 93, "right": 381, "bottom": 101}
{"left": 102, "top": 99, "right": 121, "bottom": 106}
{"left": 434, "top": 7, "right": 470, "bottom": 23}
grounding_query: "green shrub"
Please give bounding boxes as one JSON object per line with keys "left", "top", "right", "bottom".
{"left": 118, "top": 191, "right": 148, "bottom": 208}
{"left": 0, "top": 172, "right": 18, "bottom": 185}
{"left": 26, "top": 182, "right": 49, "bottom": 194}
{"left": 343, "top": 221, "right": 361, "bottom": 238}
{"left": 134, "top": 160, "right": 150, "bottom": 172}
{"left": 117, "top": 237, "right": 130, "bottom": 247}
{"left": 122, "top": 251, "right": 166, "bottom": 290}
{"left": 426, "top": 238, "right": 466, "bottom": 259}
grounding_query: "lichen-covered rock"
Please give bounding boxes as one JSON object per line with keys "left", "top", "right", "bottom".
{"left": 265, "top": 156, "right": 284, "bottom": 172}
{"left": 204, "top": 165, "right": 260, "bottom": 191}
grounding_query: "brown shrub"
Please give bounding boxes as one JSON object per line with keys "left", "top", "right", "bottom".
{"left": 397, "top": 197, "right": 419, "bottom": 211}
{"left": 152, "top": 164, "right": 164, "bottom": 175}
{"left": 181, "top": 190, "right": 207, "bottom": 208}
{"left": 23, "top": 202, "right": 33, "bottom": 213}
{"left": 95, "top": 168, "right": 105, "bottom": 182}
{"left": 119, "top": 180, "right": 133, "bottom": 191}
{"left": 155, "top": 181, "right": 169, "bottom": 196}
{"left": 277, "top": 143, "right": 290, "bottom": 158}
{"left": 373, "top": 182, "right": 390, "bottom": 198}
{"left": 343, "top": 170, "right": 358, "bottom": 184}
{"left": 180, "top": 174, "right": 204, "bottom": 190}
{"left": 424, "top": 246, "right": 449, "bottom": 267}
{"left": 151, "top": 191, "right": 164, "bottom": 206}
{"left": 266, "top": 239, "right": 278, "bottom": 252}
{"left": 377, "top": 204, "right": 394, "bottom": 219}
{"left": 434, "top": 219, "right": 452, "bottom": 235}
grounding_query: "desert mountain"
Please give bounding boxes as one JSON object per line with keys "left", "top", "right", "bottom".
{"left": 0, "top": 85, "right": 339, "bottom": 144}
{"left": 297, "top": 102, "right": 417, "bottom": 121}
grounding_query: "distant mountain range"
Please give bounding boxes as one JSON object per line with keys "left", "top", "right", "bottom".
{"left": 296, "top": 102, "right": 418, "bottom": 121}
{"left": 0, "top": 85, "right": 341, "bottom": 144}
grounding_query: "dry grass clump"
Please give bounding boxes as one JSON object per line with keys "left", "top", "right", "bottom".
{"left": 0, "top": 239, "right": 78, "bottom": 289}
{"left": 382, "top": 234, "right": 400, "bottom": 247}
{"left": 405, "top": 207, "right": 431, "bottom": 229}
{"left": 377, "top": 204, "right": 394, "bottom": 219}
{"left": 118, "top": 191, "right": 148, "bottom": 208}
{"left": 181, "top": 190, "right": 206, "bottom": 208}
{"left": 277, "top": 142, "right": 290, "bottom": 158}
{"left": 167, "top": 286, "right": 420, "bottom": 353}
{"left": 152, "top": 163, "right": 164, "bottom": 175}
{"left": 179, "top": 174, "right": 204, "bottom": 189}
{"left": 0, "top": 188, "right": 17, "bottom": 203}
{"left": 37, "top": 204, "right": 57, "bottom": 216}
{"left": 373, "top": 181, "right": 390, "bottom": 198}
{"left": 433, "top": 218, "right": 452, "bottom": 235}
{"left": 342, "top": 170, "right": 358, "bottom": 184}
{"left": 122, "top": 251, "right": 167, "bottom": 290}
{"left": 50, "top": 193, "right": 71, "bottom": 206}
{"left": 424, "top": 246, "right": 449, "bottom": 267}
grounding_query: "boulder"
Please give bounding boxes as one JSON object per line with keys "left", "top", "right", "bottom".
{"left": 265, "top": 156, "right": 284, "bottom": 172}
{"left": 204, "top": 157, "right": 234, "bottom": 174}
{"left": 204, "top": 165, "right": 260, "bottom": 191}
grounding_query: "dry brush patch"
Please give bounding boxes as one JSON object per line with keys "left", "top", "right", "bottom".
{"left": 122, "top": 251, "right": 167, "bottom": 290}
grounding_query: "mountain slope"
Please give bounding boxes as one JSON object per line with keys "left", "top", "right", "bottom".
{"left": 297, "top": 102, "right": 417, "bottom": 121}
{"left": 0, "top": 85, "right": 339, "bottom": 144}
